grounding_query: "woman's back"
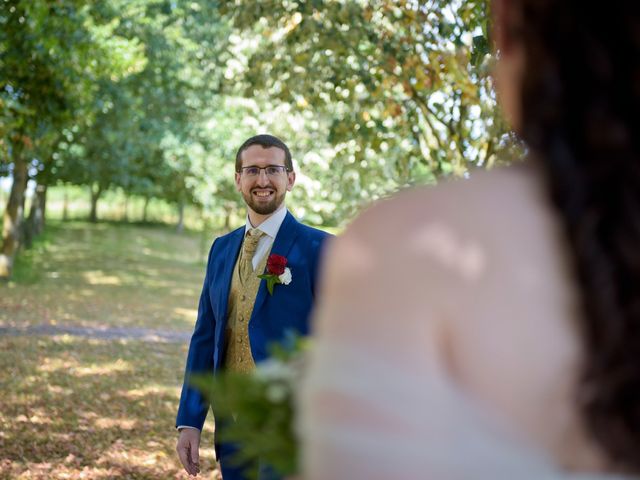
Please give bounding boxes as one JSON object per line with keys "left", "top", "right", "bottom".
{"left": 300, "top": 165, "right": 624, "bottom": 478}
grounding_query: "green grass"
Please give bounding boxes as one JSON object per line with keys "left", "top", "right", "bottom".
{"left": 3, "top": 220, "right": 209, "bottom": 331}
{"left": 11, "top": 228, "right": 56, "bottom": 285}
{"left": 0, "top": 221, "right": 220, "bottom": 479}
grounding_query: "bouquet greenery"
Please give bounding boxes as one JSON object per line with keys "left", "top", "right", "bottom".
{"left": 190, "top": 338, "right": 308, "bottom": 479}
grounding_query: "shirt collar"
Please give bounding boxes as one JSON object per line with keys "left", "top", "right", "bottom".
{"left": 244, "top": 205, "right": 287, "bottom": 239}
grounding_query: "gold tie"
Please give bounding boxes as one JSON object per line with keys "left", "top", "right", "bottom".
{"left": 240, "top": 229, "right": 263, "bottom": 284}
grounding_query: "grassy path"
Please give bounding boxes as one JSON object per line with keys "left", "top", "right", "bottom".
{"left": 0, "top": 221, "right": 218, "bottom": 479}
{"left": 0, "top": 324, "right": 191, "bottom": 342}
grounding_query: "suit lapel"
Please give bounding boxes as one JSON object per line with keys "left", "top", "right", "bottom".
{"left": 217, "top": 227, "right": 244, "bottom": 325}
{"left": 252, "top": 211, "right": 300, "bottom": 315}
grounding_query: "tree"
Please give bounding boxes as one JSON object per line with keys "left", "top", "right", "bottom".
{"left": 218, "top": 0, "right": 515, "bottom": 223}
{"left": 0, "top": 0, "right": 144, "bottom": 277}
{"left": 52, "top": 0, "right": 234, "bottom": 226}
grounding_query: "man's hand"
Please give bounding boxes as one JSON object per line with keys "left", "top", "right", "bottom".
{"left": 176, "top": 428, "right": 201, "bottom": 476}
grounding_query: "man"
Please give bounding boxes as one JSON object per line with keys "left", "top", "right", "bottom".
{"left": 176, "top": 134, "right": 331, "bottom": 479}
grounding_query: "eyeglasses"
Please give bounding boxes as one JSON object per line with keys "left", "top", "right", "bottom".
{"left": 239, "top": 165, "right": 289, "bottom": 177}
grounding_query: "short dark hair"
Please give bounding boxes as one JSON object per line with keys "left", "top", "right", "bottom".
{"left": 235, "top": 134, "right": 293, "bottom": 173}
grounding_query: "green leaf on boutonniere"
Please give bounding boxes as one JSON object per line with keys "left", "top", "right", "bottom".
{"left": 258, "top": 273, "right": 280, "bottom": 295}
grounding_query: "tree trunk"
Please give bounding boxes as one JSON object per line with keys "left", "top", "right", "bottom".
{"left": 23, "top": 183, "right": 46, "bottom": 249}
{"left": 62, "top": 189, "right": 69, "bottom": 221}
{"left": 0, "top": 152, "right": 28, "bottom": 279}
{"left": 18, "top": 180, "right": 27, "bottom": 247}
{"left": 224, "top": 207, "right": 232, "bottom": 231}
{"left": 142, "top": 197, "right": 150, "bottom": 223}
{"left": 122, "top": 192, "right": 129, "bottom": 222}
{"left": 89, "top": 184, "right": 102, "bottom": 223}
{"left": 176, "top": 201, "right": 184, "bottom": 233}
{"left": 23, "top": 210, "right": 35, "bottom": 250}
{"left": 36, "top": 184, "right": 47, "bottom": 233}
{"left": 23, "top": 185, "right": 40, "bottom": 249}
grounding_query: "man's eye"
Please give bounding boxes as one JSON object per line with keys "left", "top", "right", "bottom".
{"left": 246, "top": 168, "right": 259, "bottom": 175}
{"left": 266, "top": 167, "right": 279, "bottom": 175}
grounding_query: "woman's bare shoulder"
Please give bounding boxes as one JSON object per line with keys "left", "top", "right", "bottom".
{"left": 333, "top": 164, "right": 548, "bottom": 275}
{"left": 319, "top": 164, "right": 555, "bottom": 327}
{"left": 353, "top": 164, "right": 540, "bottom": 231}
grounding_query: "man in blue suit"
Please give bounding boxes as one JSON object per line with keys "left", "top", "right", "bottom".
{"left": 176, "top": 134, "right": 331, "bottom": 479}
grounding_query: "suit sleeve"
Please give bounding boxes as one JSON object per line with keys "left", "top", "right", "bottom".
{"left": 175, "top": 239, "right": 218, "bottom": 430}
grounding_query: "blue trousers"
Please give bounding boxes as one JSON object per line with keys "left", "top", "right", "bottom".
{"left": 216, "top": 441, "right": 281, "bottom": 480}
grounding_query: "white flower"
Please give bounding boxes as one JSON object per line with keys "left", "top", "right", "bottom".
{"left": 278, "top": 267, "right": 292, "bottom": 285}
{"left": 255, "top": 358, "right": 296, "bottom": 383}
{"left": 266, "top": 383, "right": 288, "bottom": 403}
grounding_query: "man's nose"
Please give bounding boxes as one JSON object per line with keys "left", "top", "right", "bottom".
{"left": 256, "top": 169, "right": 270, "bottom": 185}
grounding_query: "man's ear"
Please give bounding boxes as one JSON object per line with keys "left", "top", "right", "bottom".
{"left": 287, "top": 171, "right": 296, "bottom": 191}
{"left": 235, "top": 172, "right": 242, "bottom": 192}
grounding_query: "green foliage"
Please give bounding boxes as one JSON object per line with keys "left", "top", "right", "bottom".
{"left": 2, "top": 0, "right": 518, "bottom": 231}
{"left": 0, "top": 0, "right": 144, "bottom": 158}
{"left": 50, "top": 1, "right": 232, "bottom": 207}
{"left": 191, "top": 340, "right": 308, "bottom": 478}
{"left": 257, "top": 273, "right": 282, "bottom": 295}
{"left": 219, "top": 0, "right": 518, "bottom": 222}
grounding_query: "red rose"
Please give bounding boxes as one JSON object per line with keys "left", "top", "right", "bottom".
{"left": 266, "top": 254, "right": 288, "bottom": 275}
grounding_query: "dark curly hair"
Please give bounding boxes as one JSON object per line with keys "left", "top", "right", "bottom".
{"left": 514, "top": 0, "right": 640, "bottom": 470}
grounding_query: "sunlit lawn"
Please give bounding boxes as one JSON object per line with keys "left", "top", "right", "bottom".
{"left": 0, "top": 221, "right": 219, "bottom": 479}
{"left": 2, "top": 221, "right": 209, "bottom": 330}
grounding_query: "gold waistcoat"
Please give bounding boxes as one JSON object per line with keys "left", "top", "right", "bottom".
{"left": 223, "top": 247, "right": 270, "bottom": 373}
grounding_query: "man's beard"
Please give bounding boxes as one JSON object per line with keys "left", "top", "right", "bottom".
{"left": 243, "top": 189, "right": 286, "bottom": 216}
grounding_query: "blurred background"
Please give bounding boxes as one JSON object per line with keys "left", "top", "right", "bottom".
{"left": 0, "top": 0, "right": 516, "bottom": 478}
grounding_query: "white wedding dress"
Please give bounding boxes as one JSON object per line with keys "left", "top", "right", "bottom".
{"left": 298, "top": 339, "right": 634, "bottom": 480}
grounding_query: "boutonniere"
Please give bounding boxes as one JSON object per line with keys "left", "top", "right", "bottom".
{"left": 258, "top": 254, "right": 292, "bottom": 295}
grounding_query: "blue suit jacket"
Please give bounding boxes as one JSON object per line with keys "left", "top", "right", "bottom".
{"left": 176, "top": 211, "right": 331, "bottom": 430}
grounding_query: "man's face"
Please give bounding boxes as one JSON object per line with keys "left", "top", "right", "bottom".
{"left": 235, "top": 145, "right": 295, "bottom": 217}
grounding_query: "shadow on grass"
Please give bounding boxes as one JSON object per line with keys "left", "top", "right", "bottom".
{"left": 0, "top": 335, "right": 218, "bottom": 479}
{"left": 1, "top": 221, "right": 211, "bottom": 331}
{"left": 0, "top": 221, "right": 227, "bottom": 478}
{"left": 11, "top": 228, "right": 58, "bottom": 285}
